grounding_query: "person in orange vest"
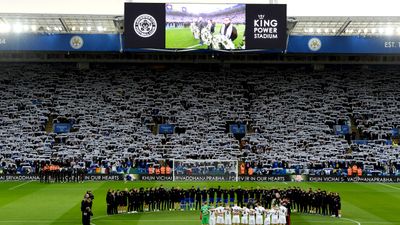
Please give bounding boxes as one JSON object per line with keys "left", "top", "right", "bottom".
{"left": 148, "top": 166, "right": 154, "bottom": 175}
{"left": 248, "top": 167, "right": 254, "bottom": 176}
{"left": 357, "top": 168, "right": 362, "bottom": 177}
{"left": 352, "top": 165, "right": 358, "bottom": 176}
{"left": 347, "top": 166, "right": 353, "bottom": 176}
{"left": 155, "top": 167, "right": 161, "bottom": 175}
{"left": 166, "top": 165, "right": 171, "bottom": 175}
{"left": 160, "top": 165, "right": 166, "bottom": 175}
{"left": 240, "top": 163, "right": 245, "bottom": 175}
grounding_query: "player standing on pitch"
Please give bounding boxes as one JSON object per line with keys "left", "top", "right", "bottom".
{"left": 201, "top": 201, "right": 210, "bottom": 225}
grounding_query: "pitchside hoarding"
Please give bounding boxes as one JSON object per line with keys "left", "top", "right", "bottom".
{"left": 124, "top": 3, "right": 287, "bottom": 51}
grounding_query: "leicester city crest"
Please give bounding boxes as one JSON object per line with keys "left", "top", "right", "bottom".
{"left": 308, "top": 37, "right": 322, "bottom": 51}
{"left": 133, "top": 14, "right": 157, "bottom": 38}
{"left": 70, "top": 35, "right": 84, "bottom": 49}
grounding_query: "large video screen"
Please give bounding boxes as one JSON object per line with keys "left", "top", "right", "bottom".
{"left": 166, "top": 4, "right": 245, "bottom": 50}
{"left": 124, "top": 3, "right": 287, "bottom": 51}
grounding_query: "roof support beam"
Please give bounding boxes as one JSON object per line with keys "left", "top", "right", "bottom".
{"left": 336, "top": 18, "right": 351, "bottom": 36}
{"left": 59, "top": 18, "right": 70, "bottom": 33}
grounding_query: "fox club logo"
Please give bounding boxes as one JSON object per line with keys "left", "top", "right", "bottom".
{"left": 308, "top": 37, "right": 322, "bottom": 51}
{"left": 134, "top": 14, "right": 157, "bottom": 38}
{"left": 70, "top": 36, "right": 84, "bottom": 49}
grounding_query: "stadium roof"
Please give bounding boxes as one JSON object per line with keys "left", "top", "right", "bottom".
{"left": 1, "top": 0, "right": 400, "bottom": 35}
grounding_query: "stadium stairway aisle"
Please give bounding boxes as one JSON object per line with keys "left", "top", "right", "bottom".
{"left": 45, "top": 115, "right": 56, "bottom": 133}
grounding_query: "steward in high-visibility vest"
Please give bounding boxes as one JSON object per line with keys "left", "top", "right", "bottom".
{"left": 166, "top": 166, "right": 171, "bottom": 175}
{"left": 248, "top": 167, "right": 254, "bottom": 176}
{"left": 240, "top": 163, "right": 245, "bottom": 175}
{"left": 160, "top": 166, "right": 166, "bottom": 175}
{"left": 148, "top": 166, "right": 154, "bottom": 175}
{"left": 347, "top": 167, "right": 353, "bottom": 176}
{"left": 357, "top": 168, "right": 362, "bottom": 177}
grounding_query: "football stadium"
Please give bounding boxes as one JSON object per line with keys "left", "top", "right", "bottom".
{"left": 1, "top": 0, "right": 400, "bottom": 225}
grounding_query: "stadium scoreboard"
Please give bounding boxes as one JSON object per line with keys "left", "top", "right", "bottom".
{"left": 124, "top": 3, "right": 287, "bottom": 51}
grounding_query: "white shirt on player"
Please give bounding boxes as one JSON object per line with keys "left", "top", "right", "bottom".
{"left": 241, "top": 207, "right": 249, "bottom": 224}
{"left": 278, "top": 206, "right": 287, "bottom": 224}
{"left": 210, "top": 210, "right": 216, "bottom": 225}
{"left": 270, "top": 208, "right": 279, "bottom": 225}
{"left": 216, "top": 206, "right": 225, "bottom": 224}
{"left": 264, "top": 209, "right": 271, "bottom": 225}
{"left": 255, "top": 206, "right": 265, "bottom": 225}
{"left": 232, "top": 206, "right": 241, "bottom": 224}
{"left": 248, "top": 209, "right": 256, "bottom": 225}
{"left": 225, "top": 208, "right": 232, "bottom": 225}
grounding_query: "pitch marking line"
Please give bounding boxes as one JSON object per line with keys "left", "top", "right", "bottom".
{"left": 91, "top": 216, "right": 362, "bottom": 224}
{"left": 342, "top": 218, "right": 361, "bottom": 225}
{"left": 8, "top": 181, "right": 33, "bottom": 190}
{"left": 187, "top": 44, "right": 202, "bottom": 49}
{"left": 379, "top": 183, "right": 400, "bottom": 191}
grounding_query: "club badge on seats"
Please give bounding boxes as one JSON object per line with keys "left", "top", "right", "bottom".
{"left": 70, "top": 35, "right": 84, "bottom": 49}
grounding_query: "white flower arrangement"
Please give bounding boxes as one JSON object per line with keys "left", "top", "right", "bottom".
{"left": 200, "top": 28, "right": 213, "bottom": 46}
{"left": 211, "top": 34, "right": 235, "bottom": 50}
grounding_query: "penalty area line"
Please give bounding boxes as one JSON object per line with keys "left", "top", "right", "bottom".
{"left": 8, "top": 181, "right": 33, "bottom": 190}
{"left": 379, "top": 183, "right": 400, "bottom": 191}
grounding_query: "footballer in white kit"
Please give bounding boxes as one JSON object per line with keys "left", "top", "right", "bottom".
{"left": 216, "top": 206, "right": 225, "bottom": 225}
{"left": 270, "top": 208, "right": 279, "bottom": 225}
{"left": 210, "top": 209, "right": 216, "bottom": 225}
{"left": 224, "top": 206, "right": 232, "bottom": 225}
{"left": 255, "top": 205, "right": 265, "bottom": 225}
{"left": 241, "top": 207, "right": 249, "bottom": 225}
{"left": 248, "top": 207, "right": 256, "bottom": 225}
{"left": 278, "top": 205, "right": 287, "bottom": 225}
{"left": 263, "top": 209, "right": 271, "bottom": 225}
{"left": 231, "top": 205, "right": 241, "bottom": 225}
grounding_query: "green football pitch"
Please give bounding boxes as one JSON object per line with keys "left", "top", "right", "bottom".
{"left": 0, "top": 181, "right": 399, "bottom": 225}
{"left": 166, "top": 24, "right": 245, "bottom": 49}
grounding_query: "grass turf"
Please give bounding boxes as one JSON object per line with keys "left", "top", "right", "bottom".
{"left": 166, "top": 24, "right": 245, "bottom": 49}
{"left": 0, "top": 181, "right": 399, "bottom": 225}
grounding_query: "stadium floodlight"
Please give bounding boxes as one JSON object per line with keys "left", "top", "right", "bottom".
{"left": 332, "top": 28, "right": 336, "bottom": 33}
{"left": 13, "top": 23, "right": 23, "bottom": 33}
{"left": 324, "top": 28, "right": 329, "bottom": 33}
{"left": 46, "top": 26, "right": 51, "bottom": 31}
{"left": 97, "top": 26, "right": 103, "bottom": 32}
{"left": 0, "top": 23, "right": 11, "bottom": 33}
{"left": 396, "top": 27, "right": 400, "bottom": 34}
{"left": 309, "top": 28, "right": 314, "bottom": 33}
{"left": 71, "top": 26, "right": 76, "bottom": 31}
{"left": 363, "top": 28, "right": 368, "bottom": 33}
{"left": 316, "top": 28, "right": 321, "bottom": 33}
{"left": 385, "top": 27, "right": 394, "bottom": 35}
{"left": 86, "top": 26, "right": 91, "bottom": 31}
{"left": 23, "top": 25, "right": 29, "bottom": 32}
{"left": 31, "top": 25, "right": 37, "bottom": 32}
{"left": 379, "top": 27, "right": 385, "bottom": 34}
{"left": 53, "top": 26, "right": 59, "bottom": 31}
{"left": 371, "top": 28, "right": 377, "bottom": 33}
{"left": 79, "top": 27, "right": 84, "bottom": 31}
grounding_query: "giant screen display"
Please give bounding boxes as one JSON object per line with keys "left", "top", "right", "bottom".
{"left": 124, "top": 3, "right": 287, "bottom": 51}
